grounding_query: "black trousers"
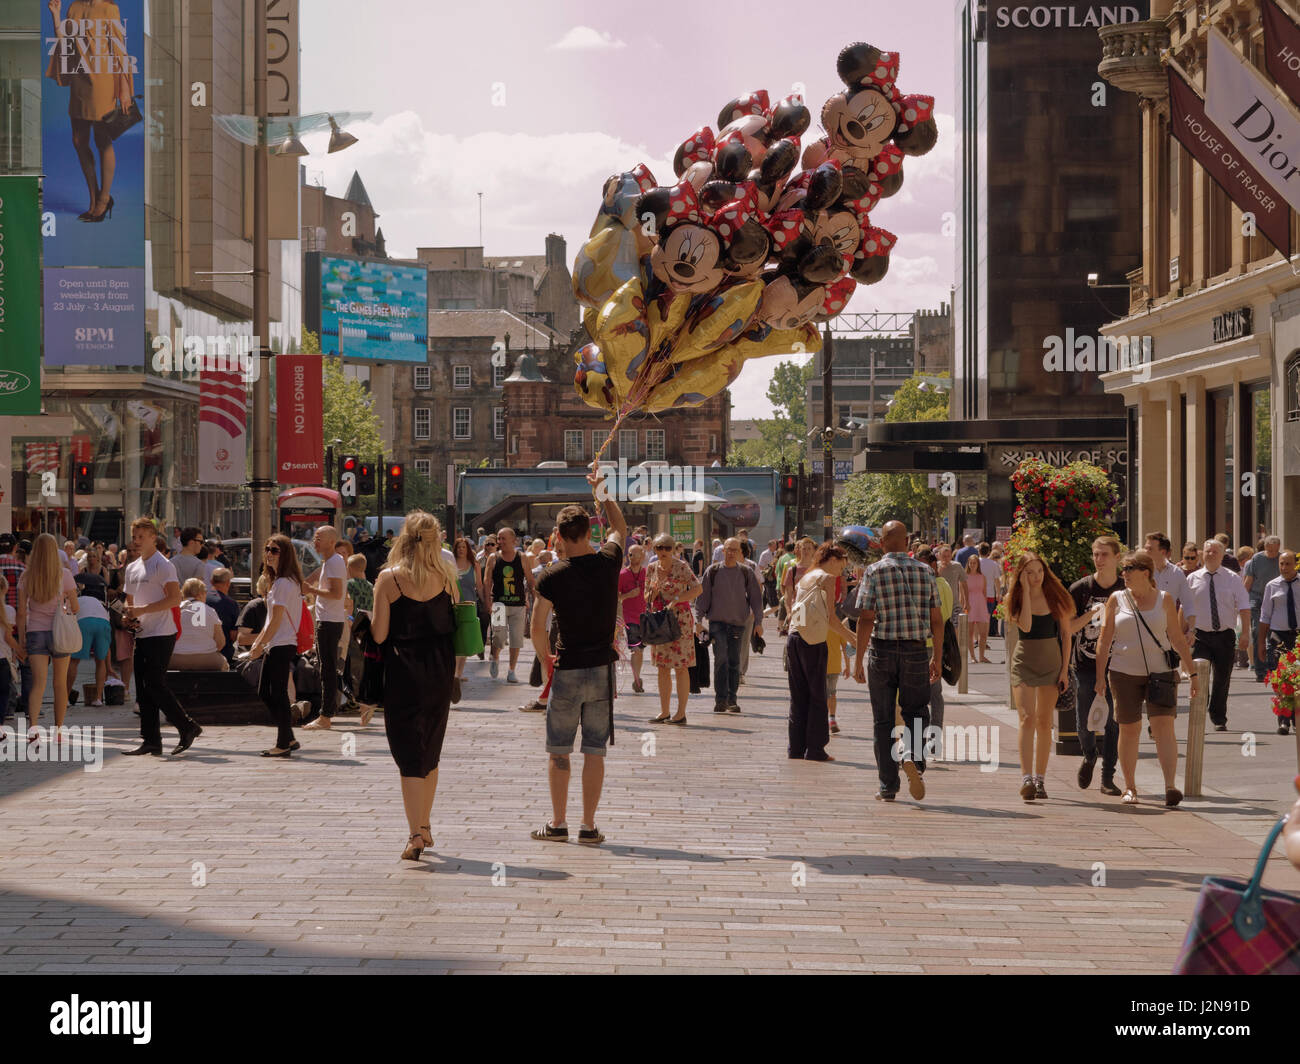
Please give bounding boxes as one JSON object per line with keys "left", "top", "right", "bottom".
{"left": 1193, "top": 629, "right": 1236, "bottom": 726}
{"left": 316, "top": 621, "right": 343, "bottom": 718}
{"left": 134, "top": 635, "right": 195, "bottom": 747}
{"left": 259, "top": 644, "right": 296, "bottom": 748}
{"left": 786, "top": 632, "right": 829, "bottom": 760}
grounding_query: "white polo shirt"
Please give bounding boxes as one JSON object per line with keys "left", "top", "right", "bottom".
{"left": 124, "top": 551, "right": 180, "bottom": 638}
{"left": 1152, "top": 559, "right": 1191, "bottom": 613}
{"left": 1184, "top": 566, "right": 1251, "bottom": 633}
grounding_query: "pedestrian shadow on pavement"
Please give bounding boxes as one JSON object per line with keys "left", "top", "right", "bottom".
{"left": 768, "top": 853, "right": 1209, "bottom": 890}
{"left": 600, "top": 844, "right": 753, "bottom": 864}
{"left": 415, "top": 855, "right": 571, "bottom": 880}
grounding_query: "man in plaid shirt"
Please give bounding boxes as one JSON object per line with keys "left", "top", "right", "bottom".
{"left": 853, "top": 521, "right": 944, "bottom": 802}
{"left": 0, "top": 535, "right": 22, "bottom": 610}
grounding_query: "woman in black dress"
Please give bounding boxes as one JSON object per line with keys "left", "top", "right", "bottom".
{"left": 369, "top": 511, "right": 458, "bottom": 861}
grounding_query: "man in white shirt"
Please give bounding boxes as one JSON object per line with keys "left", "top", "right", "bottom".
{"left": 122, "top": 517, "right": 201, "bottom": 756}
{"left": 978, "top": 543, "right": 1002, "bottom": 638}
{"left": 1144, "top": 531, "right": 1191, "bottom": 635}
{"left": 302, "top": 525, "right": 348, "bottom": 730}
{"left": 1258, "top": 550, "right": 1300, "bottom": 736}
{"left": 1185, "top": 539, "right": 1252, "bottom": 731}
{"left": 711, "top": 538, "right": 725, "bottom": 565}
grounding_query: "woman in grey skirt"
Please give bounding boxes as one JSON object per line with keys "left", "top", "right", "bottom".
{"left": 1005, "top": 551, "right": 1074, "bottom": 802}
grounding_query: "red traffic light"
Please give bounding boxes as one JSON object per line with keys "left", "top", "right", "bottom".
{"left": 76, "top": 463, "right": 91, "bottom": 477}
{"left": 343, "top": 457, "right": 356, "bottom": 471}
{"left": 389, "top": 464, "right": 402, "bottom": 477}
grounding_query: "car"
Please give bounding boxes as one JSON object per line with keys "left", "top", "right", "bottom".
{"left": 218, "top": 537, "right": 322, "bottom": 603}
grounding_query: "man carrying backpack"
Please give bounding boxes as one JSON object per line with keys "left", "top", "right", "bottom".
{"left": 696, "top": 538, "right": 764, "bottom": 714}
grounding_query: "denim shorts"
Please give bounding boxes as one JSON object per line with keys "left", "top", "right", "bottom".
{"left": 25, "top": 629, "right": 68, "bottom": 659}
{"left": 545, "top": 664, "right": 613, "bottom": 756}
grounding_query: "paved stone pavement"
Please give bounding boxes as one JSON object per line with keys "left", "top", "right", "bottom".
{"left": 0, "top": 637, "right": 1294, "bottom": 975}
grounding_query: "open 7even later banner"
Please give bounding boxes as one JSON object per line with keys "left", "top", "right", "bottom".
{"left": 1168, "top": 67, "right": 1292, "bottom": 256}
{"left": 0, "top": 177, "right": 41, "bottom": 415}
{"left": 275, "top": 354, "right": 322, "bottom": 486}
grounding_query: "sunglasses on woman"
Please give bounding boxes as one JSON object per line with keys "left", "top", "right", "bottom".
{"left": 264, "top": 546, "right": 280, "bottom": 555}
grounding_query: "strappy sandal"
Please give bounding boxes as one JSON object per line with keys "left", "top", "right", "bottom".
{"left": 419, "top": 825, "right": 433, "bottom": 847}
{"left": 359, "top": 704, "right": 376, "bottom": 727}
{"left": 401, "top": 833, "right": 424, "bottom": 861}
{"left": 1121, "top": 789, "right": 1139, "bottom": 805}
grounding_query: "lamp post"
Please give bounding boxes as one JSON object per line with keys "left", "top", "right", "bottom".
{"left": 214, "top": 25, "right": 367, "bottom": 563}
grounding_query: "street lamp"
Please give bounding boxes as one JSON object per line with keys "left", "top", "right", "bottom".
{"left": 213, "top": 3, "right": 369, "bottom": 567}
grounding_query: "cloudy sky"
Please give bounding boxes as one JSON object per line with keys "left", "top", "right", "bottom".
{"left": 300, "top": 1, "right": 956, "bottom": 418}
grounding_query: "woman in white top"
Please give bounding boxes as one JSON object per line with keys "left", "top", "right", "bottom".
{"left": 170, "top": 578, "right": 228, "bottom": 671}
{"left": 16, "top": 533, "right": 79, "bottom": 737}
{"left": 1094, "top": 550, "right": 1198, "bottom": 807}
{"left": 248, "top": 533, "right": 305, "bottom": 758}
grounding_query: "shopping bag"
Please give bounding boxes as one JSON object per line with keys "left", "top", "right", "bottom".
{"left": 1086, "top": 692, "right": 1109, "bottom": 734}
{"left": 1172, "top": 815, "right": 1300, "bottom": 974}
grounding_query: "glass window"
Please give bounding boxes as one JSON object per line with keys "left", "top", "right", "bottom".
{"left": 1287, "top": 353, "right": 1300, "bottom": 422}
{"left": 619, "top": 429, "right": 637, "bottom": 462}
{"left": 591, "top": 430, "right": 605, "bottom": 461}
{"left": 646, "top": 429, "right": 665, "bottom": 462}
{"left": 414, "top": 459, "right": 431, "bottom": 478}
{"left": 564, "top": 431, "right": 584, "bottom": 463}
{"left": 453, "top": 366, "right": 471, "bottom": 389}
{"left": 414, "top": 408, "right": 431, "bottom": 440}
{"left": 0, "top": 35, "right": 41, "bottom": 175}
{"left": 1250, "top": 385, "right": 1272, "bottom": 543}
{"left": 494, "top": 407, "right": 505, "bottom": 440}
{"left": 413, "top": 366, "right": 430, "bottom": 390}
{"left": 453, "top": 408, "right": 471, "bottom": 439}
{"left": 493, "top": 364, "right": 506, "bottom": 388}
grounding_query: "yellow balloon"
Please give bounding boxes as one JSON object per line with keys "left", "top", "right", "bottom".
{"left": 572, "top": 342, "right": 620, "bottom": 413}
{"left": 668, "top": 280, "right": 764, "bottom": 364}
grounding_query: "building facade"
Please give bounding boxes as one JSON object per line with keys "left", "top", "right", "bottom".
{"left": 1097, "top": 0, "right": 1299, "bottom": 547}
{"left": 1, "top": 0, "right": 302, "bottom": 540}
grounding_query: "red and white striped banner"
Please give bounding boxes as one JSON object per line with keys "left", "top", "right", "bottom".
{"left": 25, "top": 443, "right": 61, "bottom": 474}
{"left": 199, "top": 368, "right": 248, "bottom": 485}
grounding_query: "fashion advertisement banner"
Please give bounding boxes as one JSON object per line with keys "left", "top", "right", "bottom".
{"left": 1168, "top": 65, "right": 1292, "bottom": 255}
{"left": 1206, "top": 30, "right": 1300, "bottom": 221}
{"left": 41, "top": 0, "right": 146, "bottom": 366}
{"left": 0, "top": 177, "right": 42, "bottom": 416}
{"left": 275, "top": 354, "right": 323, "bottom": 485}
{"left": 1261, "top": 0, "right": 1300, "bottom": 111}
{"left": 42, "top": 266, "right": 144, "bottom": 366}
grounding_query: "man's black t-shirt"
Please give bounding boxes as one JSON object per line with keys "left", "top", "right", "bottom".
{"left": 237, "top": 597, "right": 269, "bottom": 636}
{"left": 74, "top": 571, "right": 108, "bottom": 602}
{"left": 536, "top": 540, "right": 623, "bottom": 669}
{"left": 1069, "top": 573, "right": 1124, "bottom": 668}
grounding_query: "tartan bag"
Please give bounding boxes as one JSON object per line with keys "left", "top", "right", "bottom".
{"left": 1172, "top": 814, "right": 1300, "bottom": 974}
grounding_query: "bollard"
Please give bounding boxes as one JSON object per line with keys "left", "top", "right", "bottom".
{"left": 958, "top": 611, "right": 969, "bottom": 695}
{"left": 1184, "top": 658, "right": 1210, "bottom": 799}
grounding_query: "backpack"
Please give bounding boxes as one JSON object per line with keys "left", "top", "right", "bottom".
{"left": 791, "top": 572, "right": 830, "bottom": 645}
{"left": 296, "top": 599, "right": 314, "bottom": 654}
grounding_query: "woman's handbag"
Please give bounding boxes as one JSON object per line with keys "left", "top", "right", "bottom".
{"left": 529, "top": 656, "right": 543, "bottom": 687}
{"left": 52, "top": 602, "right": 83, "bottom": 656}
{"left": 640, "top": 607, "right": 680, "bottom": 646}
{"left": 1128, "top": 591, "right": 1179, "bottom": 707}
{"left": 451, "top": 602, "right": 484, "bottom": 657}
{"left": 1172, "top": 814, "right": 1300, "bottom": 974}
{"left": 690, "top": 634, "right": 710, "bottom": 690}
{"left": 100, "top": 97, "right": 143, "bottom": 141}
{"left": 941, "top": 619, "right": 961, "bottom": 685}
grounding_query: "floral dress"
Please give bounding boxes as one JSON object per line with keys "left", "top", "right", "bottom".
{"left": 645, "top": 556, "right": 699, "bottom": 669}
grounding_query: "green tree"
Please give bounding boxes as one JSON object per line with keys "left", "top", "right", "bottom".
{"left": 727, "top": 358, "right": 815, "bottom": 469}
{"left": 831, "top": 374, "right": 950, "bottom": 532}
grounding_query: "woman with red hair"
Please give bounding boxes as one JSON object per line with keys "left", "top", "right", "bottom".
{"left": 1004, "top": 551, "right": 1073, "bottom": 802}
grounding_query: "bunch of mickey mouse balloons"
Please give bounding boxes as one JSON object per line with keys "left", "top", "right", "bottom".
{"left": 571, "top": 42, "right": 937, "bottom": 417}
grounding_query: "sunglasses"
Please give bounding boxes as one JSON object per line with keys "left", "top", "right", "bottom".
{"left": 1121, "top": 564, "right": 1144, "bottom": 573}
{"left": 1182, "top": 554, "right": 1197, "bottom": 560}
{"left": 264, "top": 546, "right": 280, "bottom": 555}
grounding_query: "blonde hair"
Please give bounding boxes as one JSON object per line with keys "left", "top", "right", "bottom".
{"left": 25, "top": 533, "right": 63, "bottom": 605}
{"left": 181, "top": 578, "right": 207, "bottom": 601}
{"left": 385, "top": 510, "right": 459, "bottom": 601}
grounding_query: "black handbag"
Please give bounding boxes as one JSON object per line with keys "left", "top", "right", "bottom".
{"left": 941, "top": 618, "right": 961, "bottom": 685}
{"left": 529, "top": 656, "right": 543, "bottom": 687}
{"left": 100, "top": 97, "right": 143, "bottom": 141}
{"left": 690, "top": 635, "right": 710, "bottom": 689}
{"left": 1128, "top": 591, "right": 1179, "bottom": 707}
{"left": 640, "top": 607, "right": 680, "bottom": 645}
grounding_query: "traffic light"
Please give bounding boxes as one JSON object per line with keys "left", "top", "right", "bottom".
{"left": 73, "top": 461, "right": 94, "bottom": 495}
{"left": 338, "top": 455, "right": 359, "bottom": 504}
{"left": 803, "top": 474, "right": 820, "bottom": 512}
{"left": 779, "top": 473, "right": 799, "bottom": 507}
{"left": 357, "top": 461, "right": 376, "bottom": 496}
{"left": 384, "top": 462, "right": 404, "bottom": 509}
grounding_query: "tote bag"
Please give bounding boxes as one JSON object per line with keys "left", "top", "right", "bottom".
{"left": 52, "top": 602, "right": 83, "bottom": 656}
{"left": 1172, "top": 814, "right": 1300, "bottom": 974}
